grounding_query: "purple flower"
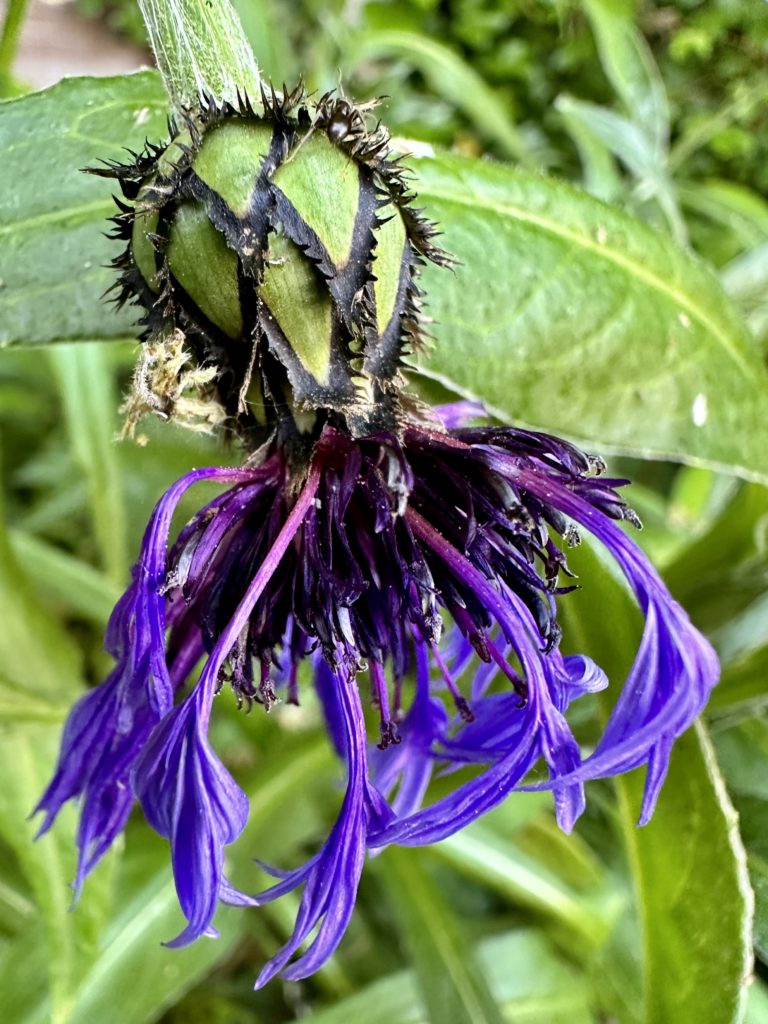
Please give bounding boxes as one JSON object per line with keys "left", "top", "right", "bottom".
{"left": 36, "top": 408, "right": 718, "bottom": 984}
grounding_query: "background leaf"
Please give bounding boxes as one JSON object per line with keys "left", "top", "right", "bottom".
{"left": 378, "top": 847, "right": 505, "bottom": 1024}
{"left": 0, "top": 72, "right": 167, "bottom": 348}
{"left": 410, "top": 153, "right": 768, "bottom": 483}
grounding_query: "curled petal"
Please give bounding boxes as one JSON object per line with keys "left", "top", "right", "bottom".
{"left": 33, "top": 465, "right": 257, "bottom": 894}
{"left": 133, "top": 688, "right": 251, "bottom": 947}
{"left": 371, "top": 511, "right": 586, "bottom": 843}
{"left": 254, "top": 672, "right": 369, "bottom": 987}
{"left": 506, "top": 463, "right": 719, "bottom": 822}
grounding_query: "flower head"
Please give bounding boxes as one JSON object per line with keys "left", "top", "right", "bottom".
{"left": 37, "top": 86, "right": 719, "bottom": 985}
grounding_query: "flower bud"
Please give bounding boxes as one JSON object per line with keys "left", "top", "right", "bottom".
{"left": 101, "top": 87, "right": 450, "bottom": 442}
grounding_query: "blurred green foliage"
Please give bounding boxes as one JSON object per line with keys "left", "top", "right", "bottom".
{"left": 1, "top": 1, "right": 767, "bottom": 1022}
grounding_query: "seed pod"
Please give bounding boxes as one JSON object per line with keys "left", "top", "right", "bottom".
{"left": 97, "top": 86, "right": 450, "bottom": 444}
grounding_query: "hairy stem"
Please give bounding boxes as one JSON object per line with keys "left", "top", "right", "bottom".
{"left": 136, "top": 0, "right": 261, "bottom": 111}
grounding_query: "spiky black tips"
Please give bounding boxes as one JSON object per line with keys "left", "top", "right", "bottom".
{"left": 99, "top": 86, "right": 451, "bottom": 446}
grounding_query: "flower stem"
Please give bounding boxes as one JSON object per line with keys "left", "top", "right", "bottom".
{"left": 136, "top": 0, "right": 261, "bottom": 111}
{"left": 0, "top": 0, "right": 29, "bottom": 97}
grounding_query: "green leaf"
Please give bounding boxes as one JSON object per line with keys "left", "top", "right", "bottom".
{"left": 0, "top": 723, "right": 114, "bottom": 1024}
{"left": 582, "top": 0, "right": 669, "bottom": 152}
{"left": 0, "top": 507, "right": 81, "bottom": 700}
{"left": 433, "top": 824, "right": 618, "bottom": 948}
{"left": 48, "top": 345, "right": 128, "bottom": 584}
{"left": 410, "top": 152, "right": 768, "bottom": 483}
{"left": 0, "top": 72, "right": 168, "bottom": 349}
{"left": 352, "top": 31, "right": 534, "bottom": 166}
{"left": 0, "top": 673, "right": 69, "bottom": 724}
{"left": 379, "top": 847, "right": 505, "bottom": 1024}
{"left": 555, "top": 96, "right": 623, "bottom": 203}
{"left": 309, "top": 928, "right": 592, "bottom": 1024}
{"left": 746, "top": 980, "right": 768, "bottom": 1024}
{"left": 678, "top": 180, "right": 768, "bottom": 250}
{"left": 713, "top": 717, "right": 768, "bottom": 966}
{"left": 621, "top": 724, "right": 753, "bottom": 1024}
{"left": 7, "top": 529, "right": 121, "bottom": 626}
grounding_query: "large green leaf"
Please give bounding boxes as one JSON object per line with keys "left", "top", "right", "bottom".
{"left": 713, "top": 717, "right": 768, "bottom": 968}
{"left": 622, "top": 724, "right": 753, "bottom": 1024}
{"left": 411, "top": 153, "right": 768, "bottom": 483}
{"left": 0, "top": 73, "right": 167, "bottom": 347}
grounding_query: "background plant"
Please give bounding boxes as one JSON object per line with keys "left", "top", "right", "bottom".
{"left": 0, "top": 1, "right": 766, "bottom": 1022}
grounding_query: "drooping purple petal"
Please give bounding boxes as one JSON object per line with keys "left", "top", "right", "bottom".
{"left": 368, "top": 508, "right": 587, "bottom": 843}
{"left": 133, "top": 686, "right": 251, "bottom": 947}
{"left": 502, "top": 461, "right": 719, "bottom": 822}
{"left": 33, "top": 465, "right": 260, "bottom": 892}
{"left": 253, "top": 670, "right": 369, "bottom": 987}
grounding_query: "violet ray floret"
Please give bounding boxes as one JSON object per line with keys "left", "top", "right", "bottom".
{"left": 36, "top": 415, "right": 718, "bottom": 983}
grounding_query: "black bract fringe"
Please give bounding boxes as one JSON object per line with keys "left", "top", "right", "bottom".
{"left": 91, "top": 84, "right": 453, "bottom": 450}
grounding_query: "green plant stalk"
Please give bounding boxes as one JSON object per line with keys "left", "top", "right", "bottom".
{"left": 0, "top": 0, "right": 30, "bottom": 94}
{"left": 136, "top": 0, "right": 260, "bottom": 111}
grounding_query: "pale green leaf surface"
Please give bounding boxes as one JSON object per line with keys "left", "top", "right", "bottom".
{"left": 0, "top": 73, "right": 167, "bottom": 348}
{"left": 555, "top": 95, "right": 623, "bottom": 203}
{"left": 746, "top": 981, "right": 768, "bottom": 1024}
{"left": 410, "top": 153, "right": 768, "bottom": 482}
{"left": 582, "top": 0, "right": 669, "bottom": 151}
